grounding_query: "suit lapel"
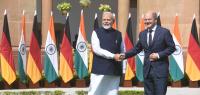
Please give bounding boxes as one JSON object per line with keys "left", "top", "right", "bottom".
{"left": 143, "top": 30, "right": 148, "bottom": 48}
{"left": 151, "top": 26, "right": 161, "bottom": 47}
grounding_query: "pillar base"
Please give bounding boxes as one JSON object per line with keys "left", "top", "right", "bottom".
{"left": 75, "top": 79, "right": 86, "bottom": 87}
{"left": 44, "top": 80, "right": 56, "bottom": 88}
{"left": 29, "top": 80, "right": 40, "bottom": 88}
{"left": 123, "top": 80, "right": 133, "bottom": 87}
{"left": 136, "top": 81, "right": 144, "bottom": 87}
{"left": 18, "top": 81, "right": 28, "bottom": 89}
{"left": 60, "top": 81, "right": 71, "bottom": 87}
{"left": 171, "top": 81, "right": 182, "bottom": 87}
{"left": 189, "top": 81, "right": 199, "bottom": 87}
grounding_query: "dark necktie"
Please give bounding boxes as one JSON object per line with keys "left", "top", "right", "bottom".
{"left": 148, "top": 29, "right": 153, "bottom": 46}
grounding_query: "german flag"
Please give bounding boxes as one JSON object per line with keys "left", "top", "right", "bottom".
{"left": 185, "top": 15, "right": 200, "bottom": 81}
{"left": 59, "top": 14, "right": 74, "bottom": 83}
{"left": 27, "top": 11, "right": 42, "bottom": 84}
{"left": 1, "top": 10, "right": 16, "bottom": 85}
{"left": 157, "top": 12, "right": 161, "bottom": 26}
{"left": 124, "top": 13, "right": 135, "bottom": 80}
{"left": 88, "top": 13, "right": 99, "bottom": 73}
{"left": 93, "top": 13, "right": 99, "bottom": 30}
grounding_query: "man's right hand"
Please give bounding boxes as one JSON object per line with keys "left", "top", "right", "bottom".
{"left": 114, "top": 53, "right": 125, "bottom": 61}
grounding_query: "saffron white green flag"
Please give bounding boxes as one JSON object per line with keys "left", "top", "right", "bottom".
{"left": 136, "top": 15, "right": 145, "bottom": 82}
{"left": 44, "top": 12, "right": 58, "bottom": 83}
{"left": 169, "top": 14, "right": 184, "bottom": 81}
{"left": 74, "top": 10, "right": 88, "bottom": 79}
{"left": 18, "top": 10, "right": 27, "bottom": 83}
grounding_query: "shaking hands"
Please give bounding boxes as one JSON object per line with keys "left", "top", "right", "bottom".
{"left": 114, "top": 53, "right": 125, "bottom": 61}
{"left": 113, "top": 52, "right": 159, "bottom": 62}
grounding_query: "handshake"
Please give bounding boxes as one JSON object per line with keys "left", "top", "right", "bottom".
{"left": 113, "top": 53, "right": 159, "bottom": 62}
{"left": 114, "top": 53, "right": 125, "bottom": 61}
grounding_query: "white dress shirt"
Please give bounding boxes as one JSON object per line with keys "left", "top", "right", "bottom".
{"left": 146, "top": 25, "right": 160, "bottom": 59}
{"left": 147, "top": 25, "right": 157, "bottom": 45}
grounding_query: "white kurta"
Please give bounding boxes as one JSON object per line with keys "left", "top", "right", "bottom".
{"left": 88, "top": 74, "right": 120, "bottom": 95}
{"left": 88, "top": 30, "right": 124, "bottom": 95}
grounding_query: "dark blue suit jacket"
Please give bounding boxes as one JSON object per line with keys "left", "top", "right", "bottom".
{"left": 125, "top": 26, "right": 175, "bottom": 78}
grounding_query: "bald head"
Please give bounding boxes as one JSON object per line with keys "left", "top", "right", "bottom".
{"left": 144, "top": 11, "right": 157, "bottom": 29}
{"left": 102, "top": 12, "right": 114, "bottom": 29}
{"left": 145, "top": 11, "right": 157, "bottom": 20}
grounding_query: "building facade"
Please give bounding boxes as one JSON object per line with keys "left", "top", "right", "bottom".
{"left": 0, "top": 0, "right": 199, "bottom": 88}
{"left": 0, "top": 0, "right": 199, "bottom": 48}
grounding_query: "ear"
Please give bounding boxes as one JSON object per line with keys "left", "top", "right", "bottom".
{"left": 155, "top": 19, "right": 157, "bottom": 23}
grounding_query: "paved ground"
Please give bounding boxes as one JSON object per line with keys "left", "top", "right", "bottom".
{"left": 0, "top": 87, "right": 200, "bottom": 95}
{"left": 120, "top": 87, "right": 200, "bottom": 95}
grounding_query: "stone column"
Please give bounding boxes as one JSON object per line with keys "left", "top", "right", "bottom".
{"left": 118, "top": 0, "right": 130, "bottom": 37}
{"left": 42, "top": 0, "right": 52, "bottom": 47}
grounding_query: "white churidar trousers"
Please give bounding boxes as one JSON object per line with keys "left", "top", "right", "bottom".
{"left": 88, "top": 73, "right": 120, "bottom": 95}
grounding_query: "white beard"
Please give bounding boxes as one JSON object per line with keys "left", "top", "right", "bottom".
{"left": 102, "top": 24, "right": 111, "bottom": 29}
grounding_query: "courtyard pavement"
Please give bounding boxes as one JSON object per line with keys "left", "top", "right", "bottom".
{"left": 0, "top": 87, "right": 199, "bottom": 95}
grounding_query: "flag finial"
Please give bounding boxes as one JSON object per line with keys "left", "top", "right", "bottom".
{"left": 128, "top": 13, "right": 131, "bottom": 18}
{"left": 4, "top": 9, "right": 7, "bottom": 15}
{"left": 141, "top": 14, "right": 144, "bottom": 18}
{"left": 176, "top": 13, "right": 178, "bottom": 16}
{"left": 81, "top": 10, "right": 83, "bottom": 15}
{"left": 65, "top": 13, "right": 69, "bottom": 20}
{"left": 193, "top": 14, "right": 196, "bottom": 19}
{"left": 23, "top": 10, "right": 25, "bottom": 15}
{"left": 51, "top": 11, "right": 53, "bottom": 16}
{"left": 95, "top": 13, "right": 98, "bottom": 19}
{"left": 34, "top": 10, "right": 37, "bottom": 16}
{"left": 157, "top": 12, "right": 160, "bottom": 17}
{"left": 113, "top": 13, "right": 115, "bottom": 17}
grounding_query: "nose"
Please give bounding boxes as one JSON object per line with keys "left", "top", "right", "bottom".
{"left": 103, "top": 20, "right": 110, "bottom": 24}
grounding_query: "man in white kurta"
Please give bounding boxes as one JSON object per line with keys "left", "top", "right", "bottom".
{"left": 88, "top": 12, "right": 124, "bottom": 95}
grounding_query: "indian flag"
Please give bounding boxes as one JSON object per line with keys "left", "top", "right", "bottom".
{"left": 135, "top": 14, "right": 145, "bottom": 82}
{"left": 169, "top": 14, "right": 184, "bottom": 81}
{"left": 74, "top": 10, "right": 88, "bottom": 79}
{"left": 18, "top": 10, "right": 27, "bottom": 83}
{"left": 44, "top": 12, "right": 58, "bottom": 83}
{"left": 112, "top": 13, "right": 117, "bottom": 29}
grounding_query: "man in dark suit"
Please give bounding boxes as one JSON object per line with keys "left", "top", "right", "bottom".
{"left": 118, "top": 11, "right": 176, "bottom": 95}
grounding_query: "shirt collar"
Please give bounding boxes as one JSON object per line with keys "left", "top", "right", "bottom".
{"left": 151, "top": 25, "right": 157, "bottom": 31}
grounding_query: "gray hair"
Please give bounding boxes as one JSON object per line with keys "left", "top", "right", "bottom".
{"left": 102, "top": 11, "right": 115, "bottom": 21}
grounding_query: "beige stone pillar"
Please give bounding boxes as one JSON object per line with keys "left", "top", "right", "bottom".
{"left": 118, "top": 0, "right": 130, "bottom": 37}
{"left": 42, "top": 0, "right": 52, "bottom": 47}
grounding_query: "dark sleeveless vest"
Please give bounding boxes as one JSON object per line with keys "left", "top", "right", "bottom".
{"left": 91, "top": 27, "right": 122, "bottom": 76}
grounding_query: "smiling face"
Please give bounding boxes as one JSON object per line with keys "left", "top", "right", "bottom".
{"left": 144, "top": 11, "right": 157, "bottom": 29}
{"left": 102, "top": 12, "right": 114, "bottom": 29}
